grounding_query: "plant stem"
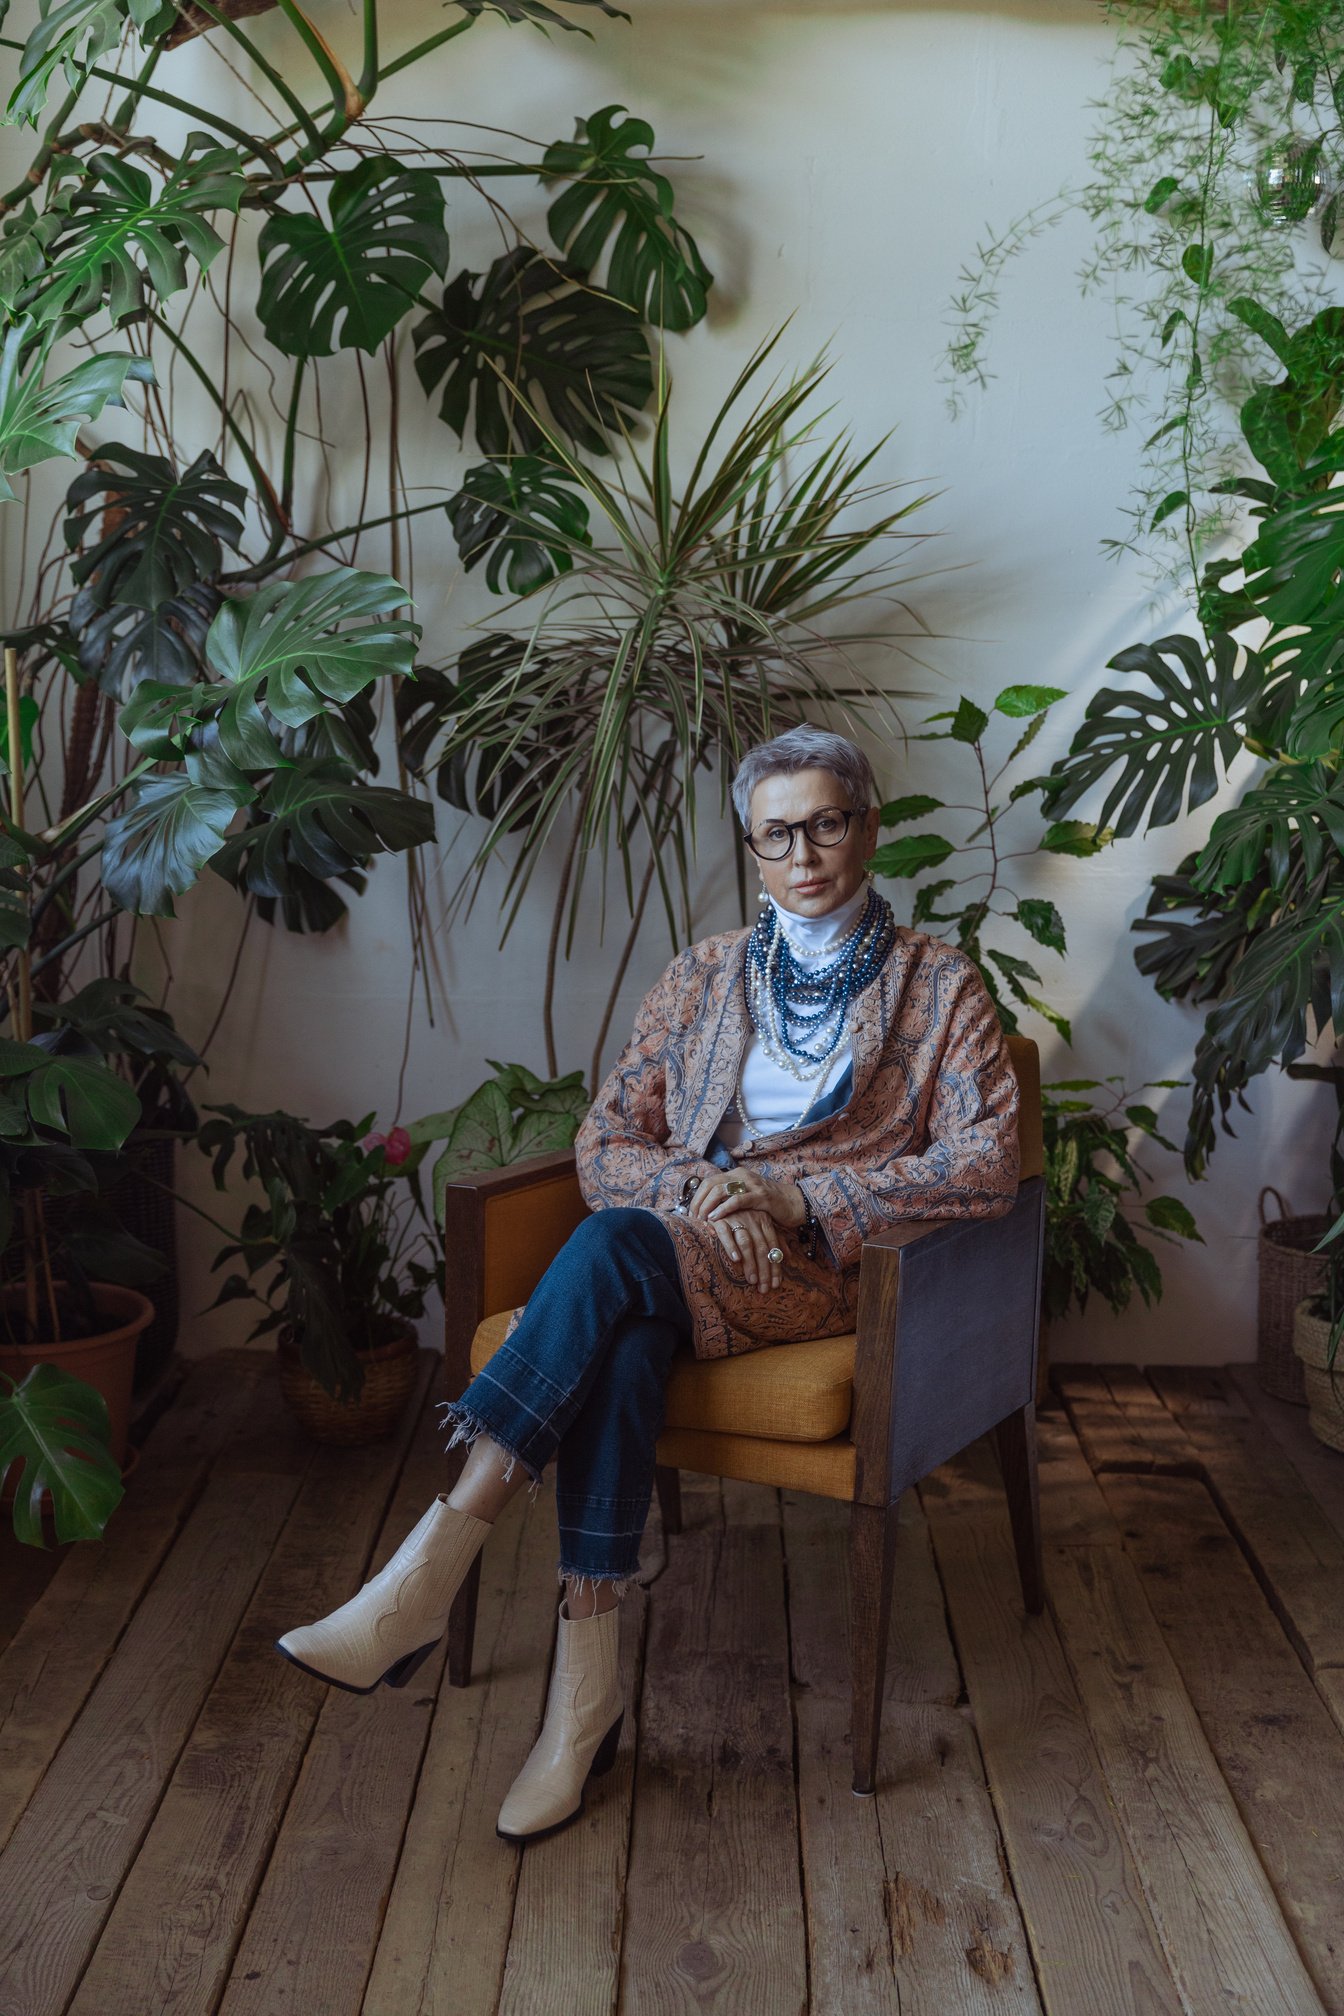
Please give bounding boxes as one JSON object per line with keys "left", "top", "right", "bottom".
{"left": 148, "top": 312, "right": 288, "bottom": 544}
{"left": 543, "top": 798, "right": 590, "bottom": 1078}
{"left": 225, "top": 495, "right": 447, "bottom": 583}
{"left": 0, "top": 37, "right": 276, "bottom": 165}
{"left": 590, "top": 848, "right": 657, "bottom": 1096}
{"left": 276, "top": 0, "right": 362, "bottom": 123}
{"left": 359, "top": 0, "right": 379, "bottom": 101}
{"left": 188, "top": 0, "right": 324, "bottom": 149}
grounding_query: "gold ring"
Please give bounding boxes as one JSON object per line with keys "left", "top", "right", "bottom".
{"left": 766, "top": 1246, "right": 785, "bottom": 1264}
{"left": 724, "top": 1179, "right": 748, "bottom": 1197}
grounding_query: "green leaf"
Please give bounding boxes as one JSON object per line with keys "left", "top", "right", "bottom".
{"left": 64, "top": 445, "right": 245, "bottom": 611}
{"left": 448, "top": 455, "right": 592, "bottom": 594}
{"left": 1042, "top": 632, "right": 1261, "bottom": 838}
{"left": 4, "top": 0, "right": 160, "bottom": 128}
{"left": 0, "top": 321, "right": 152, "bottom": 502}
{"left": 25, "top": 1054, "right": 141, "bottom": 1148}
{"left": 0, "top": 1362, "right": 123, "bottom": 1546}
{"left": 1040, "top": 820, "right": 1113, "bottom": 857}
{"left": 1181, "top": 243, "right": 1213, "bottom": 287}
{"left": 0, "top": 692, "right": 39, "bottom": 773}
{"left": 911, "top": 877, "right": 956, "bottom": 927}
{"left": 210, "top": 760, "right": 435, "bottom": 914}
{"left": 100, "top": 771, "right": 248, "bottom": 917}
{"left": 448, "top": 0, "right": 627, "bottom": 25}
{"left": 1144, "top": 1194, "right": 1202, "bottom": 1240}
{"left": 1150, "top": 489, "right": 1188, "bottom": 531}
{"left": 948, "top": 696, "right": 989, "bottom": 744}
{"left": 413, "top": 247, "right": 652, "bottom": 457}
{"left": 1226, "top": 295, "right": 1294, "bottom": 369}
{"left": 257, "top": 159, "right": 450, "bottom": 358}
{"left": 1016, "top": 898, "right": 1066, "bottom": 954}
{"left": 205, "top": 569, "right": 420, "bottom": 732}
{"left": 543, "top": 104, "right": 711, "bottom": 331}
{"left": 1195, "top": 762, "right": 1344, "bottom": 894}
{"left": 13, "top": 140, "right": 244, "bottom": 327}
{"left": 868, "top": 832, "right": 956, "bottom": 879}
{"left": 878, "top": 793, "right": 944, "bottom": 826}
{"left": 994, "top": 684, "right": 1064, "bottom": 718}
{"left": 1160, "top": 308, "right": 1188, "bottom": 347}
{"left": 1144, "top": 175, "right": 1180, "bottom": 214}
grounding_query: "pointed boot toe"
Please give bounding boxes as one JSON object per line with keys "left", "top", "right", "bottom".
{"left": 277, "top": 1495, "right": 490, "bottom": 1694}
{"left": 497, "top": 1601, "right": 624, "bottom": 1843}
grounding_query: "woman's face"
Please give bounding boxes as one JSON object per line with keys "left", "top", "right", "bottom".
{"left": 746, "top": 767, "right": 881, "bottom": 919}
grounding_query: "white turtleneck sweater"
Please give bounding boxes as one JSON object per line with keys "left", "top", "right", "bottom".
{"left": 714, "top": 881, "right": 869, "bottom": 1152}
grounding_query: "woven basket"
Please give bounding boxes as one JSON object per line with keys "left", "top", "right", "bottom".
{"left": 1291, "top": 1300, "right": 1344, "bottom": 1453}
{"left": 277, "top": 1324, "right": 419, "bottom": 1446}
{"left": 1257, "top": 1189, "right": 1328, "bottom": 1406}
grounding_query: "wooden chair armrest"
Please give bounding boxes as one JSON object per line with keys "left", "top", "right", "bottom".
{"left": 441, "top": 1149, "right": 586, "bottom": 1389}
{"left": 849, "top": 1176, "right": 1046, "bottom": 1506}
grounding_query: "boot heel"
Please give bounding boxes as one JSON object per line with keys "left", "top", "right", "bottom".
{"left": 590, "top": 1711, "right": 624, "bottom": 1778}
{"left": 384, "top": 1641, "right": 435, "bottom": 1689}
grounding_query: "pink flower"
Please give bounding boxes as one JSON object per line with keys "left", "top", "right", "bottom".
{"left": 363, "top": 1125, "right": 412, "bottom": 1166}
{"left": 384, "top": 1126, "right": 412, "bottom": 1166}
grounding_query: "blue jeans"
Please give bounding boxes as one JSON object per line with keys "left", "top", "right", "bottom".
{"left": 441, "top": 1208, "right": 692, "bottom": 1585}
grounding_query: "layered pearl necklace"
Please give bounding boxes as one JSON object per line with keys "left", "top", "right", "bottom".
{"left": 730, "top": 884, "right": 896, "bottom": 1141}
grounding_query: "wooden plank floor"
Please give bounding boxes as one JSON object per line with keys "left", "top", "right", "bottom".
{"left": 2, "top": 1347, "right": 1343, "bottom": 2016}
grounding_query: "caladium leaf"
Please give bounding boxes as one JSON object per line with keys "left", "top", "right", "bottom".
{"left": 0, "top": 321, "right": 151, "bottom": 501}
{"left": 1043, "top": 631, "right": 1262, "bottom": 837}
{"left": 257, "top": 159, "right": 450, "bottom": 358}
{"left": 65, "top": 446, "right": 246, "bottom": 610}
{"left": 12, "top": 141, "right": 245, "bottom": 326}
{"left": 413, "top": 247, "right": 652, "bottom": 456}
{"left": 448, "top": 455, "right": 592, "bottom": 593}
{"left": 543, "top": 105, "right": 711, "bottom": 330}
{"left": 0, "top": 1363, "right": 124, "bottom": 1547}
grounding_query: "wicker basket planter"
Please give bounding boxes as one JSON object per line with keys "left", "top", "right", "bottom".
{"left": 1291, "top": 1300, "right": 1344, "bottom": 1454}
{"left": 1257, "top": 1189, "right": 1328, "bottom": 1406}
{"left": 277, "top": 1322, "right": 419, "bottom": 1446}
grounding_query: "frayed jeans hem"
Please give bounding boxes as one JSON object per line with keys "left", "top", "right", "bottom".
{"left": 556, "top": 1565, "right": 636, "bottom": 1602}
{"left": 437, "top": 1398, "right": 544, "bottom": 1495}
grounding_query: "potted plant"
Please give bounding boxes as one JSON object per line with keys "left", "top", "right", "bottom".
{"left": 197, "top": 1060, "right": 588, "bottom": 1443}
{"left": 869, "top": 687, "right": 1202, "bottom": 1398}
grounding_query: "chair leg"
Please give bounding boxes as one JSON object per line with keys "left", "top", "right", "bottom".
{"left": 849, "top": 1498, "right": 900, "bottom": 1796}
{"left": 655, "top": 1464, "right": 683, "bottom": 1537}
{"left": 995, "top": 1402, "right": 1045, "bottom": 1615}
{"left": 447, "top": 1553, "right": 482, "bottom": 1688}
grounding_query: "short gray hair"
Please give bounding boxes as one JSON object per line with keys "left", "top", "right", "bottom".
{"left": 731, "top": 725, "right": 877, "bottom": 830}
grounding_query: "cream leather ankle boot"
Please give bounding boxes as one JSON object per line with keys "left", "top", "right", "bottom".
{"left": 276, "top": 1494, "right": 490, "bottom": 1694}
{"left": 496, "top": 1599, "right": 624, "bottom": 1843}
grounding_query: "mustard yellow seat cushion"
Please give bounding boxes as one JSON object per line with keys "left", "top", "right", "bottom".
{"left": 468, "top": 1310, "right": 857, "bottom": 1444}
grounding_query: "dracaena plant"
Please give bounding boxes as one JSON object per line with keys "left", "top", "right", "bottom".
{"left": 397, "top": 333, "right": 936, "bottom": 1092}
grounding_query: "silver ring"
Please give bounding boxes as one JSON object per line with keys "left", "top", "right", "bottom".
{"left": 766, "top": 1246, "right": 785, "bottom": 1265}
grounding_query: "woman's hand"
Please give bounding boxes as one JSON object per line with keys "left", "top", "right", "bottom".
{"left": 708, "top": 1206, "right": 786, "bottom": 1293}
{"left": 688, "top": 1169, "right": 807, "bottom": 1231}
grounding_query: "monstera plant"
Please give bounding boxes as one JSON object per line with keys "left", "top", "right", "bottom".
{"left": 1045, "top": 301, "right": 1344, "bottom": 1212}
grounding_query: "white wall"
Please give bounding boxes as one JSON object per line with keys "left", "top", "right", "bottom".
{"left": 2, "top": 0, "right": 1331, "bottom": 1366}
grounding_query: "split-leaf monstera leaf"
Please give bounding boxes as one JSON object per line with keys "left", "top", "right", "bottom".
{"left": 543, "top": 105, "right": 712, "bottom": 330}
{"left": 413, "top": 247, "right": 651, "bottom": 456}
{"left": 257, "top": 159, "right": 451, "bottom": 358}
{"left": 0, "top": 321, "right": 151, "bottom": 503}
{"left": 0, "top": 1364, "right": 125, "bottom": 1547}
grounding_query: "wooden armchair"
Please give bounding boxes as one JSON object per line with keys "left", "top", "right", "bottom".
{"left": 441, "top": 1034, "right": 1046, "bottom": 1795}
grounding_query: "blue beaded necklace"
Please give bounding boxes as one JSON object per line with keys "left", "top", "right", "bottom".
{"left": 744, "top": 885, "right": 896, "bottom": 1078}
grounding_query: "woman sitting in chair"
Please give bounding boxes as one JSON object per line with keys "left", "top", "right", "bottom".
{"left": 277, "top": 724, "right": 1020, "bottom": 1842}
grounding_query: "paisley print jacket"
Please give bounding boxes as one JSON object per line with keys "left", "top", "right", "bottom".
{"left": 574, "top": 922, "right": 1021, "bottom": 1360}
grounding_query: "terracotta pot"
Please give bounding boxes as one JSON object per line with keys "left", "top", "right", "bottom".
{"left": 1291, "top": 1300, "right": 1344, "bottom": 1454}
{"left": 277, "top": 1323, "right": 419, "bottom": 1447}
{"left": 0, "top": 1281, "right": 155, "bottom": 1473}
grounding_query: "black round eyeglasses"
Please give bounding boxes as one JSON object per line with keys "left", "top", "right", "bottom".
{"left": 743, "top": 805, "right": 867, "bottom": 861}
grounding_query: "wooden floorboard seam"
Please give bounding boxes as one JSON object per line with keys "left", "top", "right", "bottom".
{"left": 775, "top": 1489, "right": 816, "bottom": 2016}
